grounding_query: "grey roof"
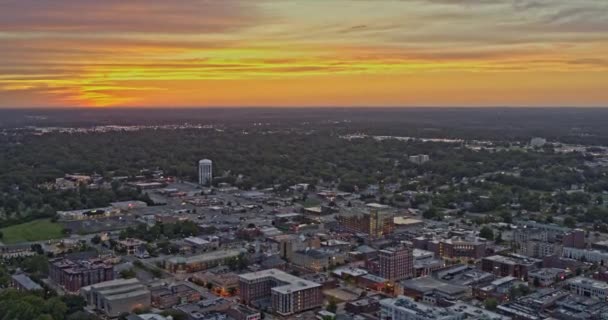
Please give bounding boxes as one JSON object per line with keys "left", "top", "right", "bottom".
{"left": 11, "top": 274, "right": 42, "bottom": 291}
{"left": 400, "top": 277, "right": 467, "bottom": 295}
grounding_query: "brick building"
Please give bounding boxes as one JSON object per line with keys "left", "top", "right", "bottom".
{"left": 379, "top": 246, "right": 414, "bottom": 281}
{"left": 150, "top": 284, "right": 201, "bottom": 309}
{"left": 239, "top": 269, "right": 322, "bottom": 316}
{"left": 335, "top": 203, "right": 395, "bottom": 238}
{"left": 481, "top": 254, "right": 542, "bottom": 280}
{"left": 49, "top": 257, "right": 114, "bottom": 292}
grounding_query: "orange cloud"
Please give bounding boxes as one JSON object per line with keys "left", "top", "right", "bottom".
{"left": 0, "top": 0, "right": 607, "bottom": 107}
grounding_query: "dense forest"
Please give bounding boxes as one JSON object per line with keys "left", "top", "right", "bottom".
{"left": 1, "top": 124, "right": 606, "bottom": 227}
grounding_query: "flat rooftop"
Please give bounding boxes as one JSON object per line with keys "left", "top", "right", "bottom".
{"left": 239, "top": 269, "right": 320, "bottom": 294}
{"left": 166, "top": 249, "right": 242, "bottom": 265}
{"left": 401, "top": 277, "right": 467, "bottom": 296}
{"left": 484, "top": 254, "right": 541, "bottom": 265}
{"left": 366, "top": 203, "right": 390, "bottom": 209}
{"left": 568, "top": 276, "right": 608, "bottom": 289}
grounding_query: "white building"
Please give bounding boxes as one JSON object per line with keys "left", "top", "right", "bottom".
{"left": 380, "top": 296, "right": 463, "bottom": 320}
{"left": 567, "top": 277, "right": 608, "bottom": 300}
{"left": 562, "top": 247, "right": 608, "bottom": 264}
{"left": 530, "top": 137, "right": 547, "bottom": 148}
{"left": 409, "top": 154, "right": 430, "bottom": 165}
{"left": 81, "top": 278, "right": 151, "bottom": 318}
{"left": 198, "top": 159, "right": 213, "bottom": 185}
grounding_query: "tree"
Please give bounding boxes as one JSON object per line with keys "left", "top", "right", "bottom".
{"left": 21, "top": 255, "right": 49, "bottom": 277}
{"left": 0, "top": 264, "right": 10, "bottom": 287}
{"left": 0, "top": 289, "right": 68, "bottom": 320}
{"left": 61, "top": 295, "right": 87, "bottom": 315}
{"left": 479, "top": 226, "right": 494, "bottom": 241}
{"left": 423, "top": 207, "right": 438, "bottom": 220}
{"left": 499, "top": 211, "right": 512, "bottom": 224}
{"left": 90, "top": 235, "right": 102, "bottom": 245}
{"left": 564, "top": 216, "right": 577, "bottom": 228}
{"left": 119, "top": 268, "right": 136, "bottom": 279}
{"left": 484, "top": 298, "right": 498, "bottom": 310}
{"left": 67, "top": 311, "right": 100, "bottom": 320}
{"left": 495, "top": 232, "right": 503, "bottom": 244}
{"left": 326, "top": 297, "right": 337, "bottom": 313}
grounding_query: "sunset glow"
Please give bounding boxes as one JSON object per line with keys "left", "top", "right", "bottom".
{"left": 1, "top": 0, "right": 607, "bottom": 107}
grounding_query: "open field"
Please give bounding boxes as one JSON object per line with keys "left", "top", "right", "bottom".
{"left": 0, "top": 219, "right": 63, "bottom": 244}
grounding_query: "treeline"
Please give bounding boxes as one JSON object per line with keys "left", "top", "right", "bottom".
{"left": 1, "top": 128, "right": 606, "bottom": 226}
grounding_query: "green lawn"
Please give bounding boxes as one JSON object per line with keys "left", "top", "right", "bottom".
{"left": 0, "top": 219, "right": 64, "bottom": 244}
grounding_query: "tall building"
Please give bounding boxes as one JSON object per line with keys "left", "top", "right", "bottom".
{"left": 379, "top": 246, "right": 414, "bottom": 281}
{"left": 198, "top": 159, "right": 213, "bottom": 185}
{"left": 336, "top": 203, "right": 394, "bottom": 238}
{"left": 239, "top": 269, "right": 322, "bottom": 316}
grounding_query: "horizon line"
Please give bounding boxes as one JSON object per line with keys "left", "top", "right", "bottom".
{"left": 1, "top": 105, "right": 608, "bottom": 110}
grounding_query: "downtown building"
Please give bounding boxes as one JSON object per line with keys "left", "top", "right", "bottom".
{"left": 379, "top": 246, "right": 414, "bottom": 281}
{"left": 380, "top": 296, "right": 461, "bottom": 320}
{"left": 336, "top": 203, "right": 395, "bottom": 239}
{"left": 49, "top": 257, "right": 114, "bottom": 292}
{"left": 481, "top": 254, "right": 542, "bottom": 280}
{"left": 413, "top": 235, "right": 487, "bottom": 260}
{"left": 81, "top": 278, "right": 151, "bottom": 318}
{"left": 239, "top": 269, "right": 322, "bottom": 316}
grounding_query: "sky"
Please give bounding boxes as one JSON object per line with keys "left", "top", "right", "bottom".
{"left": 1, "top": 0, "right": 607, "bottom": 108}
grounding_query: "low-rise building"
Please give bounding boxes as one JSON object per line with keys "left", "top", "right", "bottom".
{"left": 81, "top": 278, "right": 151, "bottom": 318}
{"left": 527, "top": 268, "right": 569, "bottom": 287}
{"left": 474, "top": 276, "right": 519, "bottom": 302}
{"left": 448, "top": 302, "right": 510, "bottom": 320}
{"left": 10, "top": 274, "right": 42, "bottom": 291}
{"left": 380, "top": 296, "right": 461, "bottom": 320}
{"left": 562, "top": 247, "right": 608, "bottom": 264}
{"left": 345, "top": 296, "right": 381, "bottom": 314}
{"left": 398, "top": 277, "right": 469, "bottom": 302}
{"left": 226, "top": 304, "right": 262, "bottom": 320}
{"left": 176, "top": 298, "right": 233, "bottom": 320}
{"left": 117, "top": 238, "right": 147, "bottom": 255}
{"left": 192, "top": 271, "right": 239, "bottom": 296}
{"left": 432, "top": 264, "right": 495, "bottom": 287}
{"left": 409, "top": 154, "right": 430, "bottom": 165}
{"left": 414, "top": 236, "right": 487, "bottom": 260}
{"left": 165, "top": 249, "right": 242, "bottom": 273}
{"left": 291, "top": 249, "right": 345, "bottom": 272}
{"left": 150, "top": 284, "right": 201, "bottom": 309}
{"left": 567, "top": 276, "right": 608, "bottom": 300}
{"left": 481, "top": 254, "right": 542, "bottom": 280}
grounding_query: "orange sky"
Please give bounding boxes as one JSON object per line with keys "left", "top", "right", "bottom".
{"left": 1, "top": 0, "right": 607, "bottom": 107}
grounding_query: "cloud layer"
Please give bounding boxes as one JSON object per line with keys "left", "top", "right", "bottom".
{"left": 0, "top": 0, "right": 607, "bottom": 107}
